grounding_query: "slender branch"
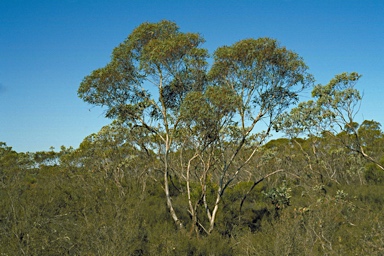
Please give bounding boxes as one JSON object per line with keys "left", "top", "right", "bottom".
{"left": 186, "top": 153, "right": 200, "bottom": 222}
{"left": 239, "top": 169, "right": 284, "bottom": 213}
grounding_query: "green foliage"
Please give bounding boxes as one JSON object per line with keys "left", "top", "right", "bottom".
{"left": 263, "top": 181, "right": 292, "bottom": 210}
{"left": 78, "top": 20, "right": 208, "bottom": 123}
{"left": 209, "top": 37, "right": 313, "bottom": 124}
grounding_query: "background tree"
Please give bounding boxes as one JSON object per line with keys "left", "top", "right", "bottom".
{"left": 279, "top": 72, "right": 384, "bottom": 172}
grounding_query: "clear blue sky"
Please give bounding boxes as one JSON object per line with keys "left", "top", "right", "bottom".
{"left": 1, "top": 0, "right": 383, "bottom": 152}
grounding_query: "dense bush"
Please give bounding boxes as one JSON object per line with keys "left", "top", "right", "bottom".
{"left": 1, "top": 157, "right": 384, "bottom": 255}
{"left": 1, "top": 115, "right": 384, "bottom": 255}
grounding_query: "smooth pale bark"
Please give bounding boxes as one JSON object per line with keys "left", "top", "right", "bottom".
{"left": 164, "top": 149, "right": 183, "bottom": 229}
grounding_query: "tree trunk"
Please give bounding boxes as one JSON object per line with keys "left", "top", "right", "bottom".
{"left": 164, "top": 149, "right": 184, "bottom": 229}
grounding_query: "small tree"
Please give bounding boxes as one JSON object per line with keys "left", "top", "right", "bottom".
{"left": 279, "top": 72, "right": 384, "bottom": 173}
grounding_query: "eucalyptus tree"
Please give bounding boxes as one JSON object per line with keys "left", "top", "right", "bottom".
{"left": 279, "top": 72, "right": 384, "bottom": 172}
{"left": 177, "top": 38, "right": 313, "bottom": 233}
{"left": 192, "top": 38, "right": 313, "bottom": 232}
{"left": 78, "top": 21, "right": 313, "bottom": 233}
{"left": 78, "top": 20, "right": 208, "bottom": 229}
